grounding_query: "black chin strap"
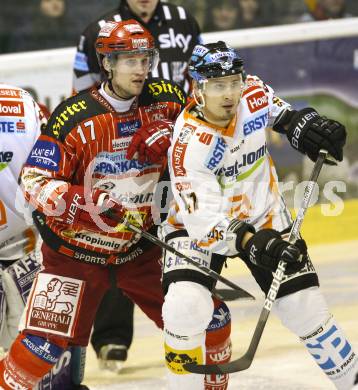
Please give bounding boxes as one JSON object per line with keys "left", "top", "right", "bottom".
{"left": 192, "top": 106, "right": 207, "bottom": 122}
{"left": 107, "top": 79, "right": 132, "bottom": 101}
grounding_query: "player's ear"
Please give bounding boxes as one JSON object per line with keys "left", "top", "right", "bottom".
{"left": 192, "top": 81, "right": 205, "bottom": 108}
{"left": 192, "top": 80, "right": 201, "bottom": 95}
{"left": 102, "top": 57, "right": 112, "bottom": 73}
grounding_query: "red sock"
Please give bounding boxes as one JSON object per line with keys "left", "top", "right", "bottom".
{"left": 205, "top": 298, "right": 232, "bottom": 390}
{"left": 0, "top": 332, "right": 67, "bottom": 389}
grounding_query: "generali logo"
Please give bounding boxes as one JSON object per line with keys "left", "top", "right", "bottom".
{"left": 26, "top": 274, "right": 85, "bottom": 337}
{"left": 247, "top": 90, "right": 268, "bottom": 113}
{"left": 0, "top": 101, "right": 25, "bottom": 116}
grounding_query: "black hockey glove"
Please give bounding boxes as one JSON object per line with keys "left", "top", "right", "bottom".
{"left": 243, "top": 229, "right": 307, "bottom": 274}
{"left": 273, "top": 107, "right": 346, "bottom": 162}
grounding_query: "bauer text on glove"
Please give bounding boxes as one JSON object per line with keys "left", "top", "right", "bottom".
{"left": 243, "top": 229, "right": 308, "bottom": 275}
{"left": 50, "top": 185, "right": 126, "bottom": 230}
{"left": 273, "top": 107, "right": 346, "bottom": 162}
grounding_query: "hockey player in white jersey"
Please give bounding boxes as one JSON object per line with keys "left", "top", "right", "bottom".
{"left": 0, "top": 84, "right": 43, "bottom": 350}
{"left": 0, "top": 84, "right": 88, "bottom": 389}
{"left": 161, "top": 42, "right": 358, "bottom": 389}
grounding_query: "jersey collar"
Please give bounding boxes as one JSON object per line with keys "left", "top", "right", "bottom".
{"left": 184, "top": 100, "right": 237, "bottom": 138}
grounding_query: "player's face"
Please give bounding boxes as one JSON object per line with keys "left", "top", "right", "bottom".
{"left": 110, "top": 52, "right": 151, "bottom": 98}
{"left": 212, "top": 5, "right": 239, "bottom": 30}
{"left": 41, "top": 0, "right": 65, "bottom": 18}
{"left": 126, "top": 0, "right": 159, "bottom": 19}
{"left": 201, "top": 74, "right": 243, "bottom": 126}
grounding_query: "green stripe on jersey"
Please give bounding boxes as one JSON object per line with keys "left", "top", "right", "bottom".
{"left": 219, "top": 156, "right": 265, "bottom": 189}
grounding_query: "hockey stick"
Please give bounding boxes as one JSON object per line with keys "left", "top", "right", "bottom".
{"left": 184, "top": 149, "right": 331, "bottom": 374}
{"left": 213, "top": 288, "right": 253, "bottom": 301}
{"left": 111, "top": 216, "right": 254, "bottom": 299}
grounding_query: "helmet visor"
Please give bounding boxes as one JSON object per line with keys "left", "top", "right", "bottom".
{"left": 107, "top": 48, "right": 159, "bottom": 74}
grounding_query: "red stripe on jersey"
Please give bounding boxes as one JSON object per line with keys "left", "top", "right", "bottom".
{"left": 241, "top": 84, "right": 261, "bottom": 98}
{"left": 59, "top": 245, "right": 74, "bottom": 257}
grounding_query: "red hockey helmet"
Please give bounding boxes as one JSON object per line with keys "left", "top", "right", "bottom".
{"left": 95, "top": 19, "right": 159, "bottom": 72}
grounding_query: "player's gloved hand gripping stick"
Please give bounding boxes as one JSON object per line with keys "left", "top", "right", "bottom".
{"left": 110, "top": 215, "right": 254, "bottom": 299}
{"left": 183, "top": 149, "right": 334, "bottom": 374}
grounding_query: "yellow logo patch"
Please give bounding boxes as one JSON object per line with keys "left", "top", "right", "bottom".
{"left": 164, "top": 343, "right": 204, "bottom": 375}
{"left": 148, "top": 80, "right": 186, "bottom": 104}
{"left": 52, "top": 100, "right": 88, "bottom": 137}
{"left": 114, "top": 210, "right": 147, "bottom": 232}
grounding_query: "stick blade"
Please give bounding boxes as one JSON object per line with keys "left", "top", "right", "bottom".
{"left": 213, "top": 288, "right": 255, "bottom": 301}
{"left": 183, "top": 355, "right": 253, "bottom": 374}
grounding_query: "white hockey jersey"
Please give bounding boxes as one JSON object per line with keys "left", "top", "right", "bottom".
{"left": 162, "top": 76, "right": 293, "bottom": 256}
{"left": 0, "top": 84, "right": 44, "bottom": 260}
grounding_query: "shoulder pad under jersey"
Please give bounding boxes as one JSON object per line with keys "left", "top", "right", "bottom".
{"left": 139, "top": 78, "right": 187, "bottom": 108}
{"left": 44, "top": 90, "right": 108, "bottom": 141}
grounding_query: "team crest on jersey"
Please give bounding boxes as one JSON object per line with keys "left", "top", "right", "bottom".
{"left": 25, "top": 274, "right": 85, "bottom": 337}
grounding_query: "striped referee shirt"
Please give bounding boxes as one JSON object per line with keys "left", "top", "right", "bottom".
{"left": 73, "top": 0, "right": 202, "bottom": 93}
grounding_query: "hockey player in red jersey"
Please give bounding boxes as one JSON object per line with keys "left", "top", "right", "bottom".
{"left": 0, "top": 84, "right": 89, "bottom": 390}
{"left": 0, "top": 21, "right": 231, "bottom": 390}
{"left": 0, "top": 20, "right": 179, "bottom": 389}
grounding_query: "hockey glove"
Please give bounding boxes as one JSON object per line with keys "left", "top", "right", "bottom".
{"left": 52, "top": 185, "right": 126, "bottom": 230}
{"left": 243, "top": 229, "right": 307, "bottom": 275}
{"left": 126, "top": 120, "right": 173, "bottom": 164}
{"left": 273, "top": 107, "right": 346, "bottom": 162}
